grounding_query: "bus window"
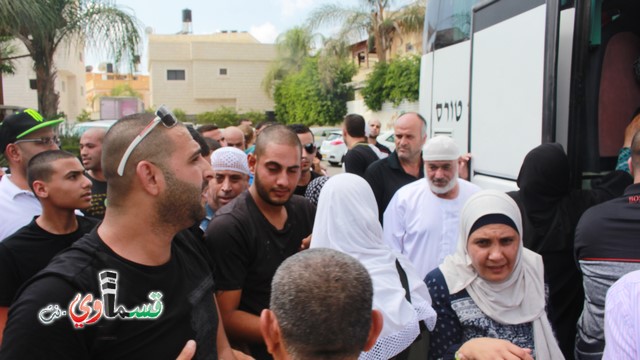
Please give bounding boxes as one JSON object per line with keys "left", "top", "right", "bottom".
{"left": 424, "top": 0, "right": 479, "bottom": 53}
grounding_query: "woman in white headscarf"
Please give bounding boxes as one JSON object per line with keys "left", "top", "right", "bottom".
{"left": 425, "top": 190, "right": 564, "bottom": 360}
{"left": 311, "top": 173, "right": 437, "bottom": 360}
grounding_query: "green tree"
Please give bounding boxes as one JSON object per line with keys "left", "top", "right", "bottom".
{"left": 306, "top": 0, "right": 425, "bottom": 64}
{"left": 361, "top": 54, "right": 420, "bottom": 111}
{"left": 0, "top": 0, "right": 141, "bottom": 118}
{"left": 274, "top": 57, "right": 355, "bottom": 126}
{"left": 361, "top": 61, "right": 388, "bottom": 111}
{"left": 262, "top": 27, "right": 316, "bottom": 97}
{"left": 196, "top": 107, "right": 240, "bottom": 128}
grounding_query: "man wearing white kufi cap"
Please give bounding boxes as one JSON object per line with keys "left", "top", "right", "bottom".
{"left": 383, "top": 135, "right": 481, "bottom": 279}
{"left": 200, "top": 147, "right": 250, "bottom": 232}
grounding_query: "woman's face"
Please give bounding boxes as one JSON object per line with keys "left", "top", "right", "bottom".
{"left": 467, "top": 223, "right": 520, "bottom": 282}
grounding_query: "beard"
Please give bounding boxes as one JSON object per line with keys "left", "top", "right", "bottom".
{"left": 254, "top": 171, "right": 294, "bottom": 207}
{"left": 429, "top": 173, "right": 458, "bottom": 195}
{"left": 156, "top": 170, "right": 205, "bottom": 228}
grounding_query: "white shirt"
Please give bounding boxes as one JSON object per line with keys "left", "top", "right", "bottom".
{"left": 383, "top": 178, "right": 480, "bottom": 279}
{"left": 603, "top": 270, "right": 640, "bottom": 360}
{"left": 0, "top": 174, "right": 42, "bottom": 241}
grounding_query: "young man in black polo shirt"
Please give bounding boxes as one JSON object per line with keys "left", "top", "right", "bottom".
{"left": 205, "top": 125, "right": 315, "bottom": 360}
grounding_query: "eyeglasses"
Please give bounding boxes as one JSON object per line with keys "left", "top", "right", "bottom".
{"left": 14, "top": 136, "right": 61, "bottom": 146}
{"left": 116, "top": 105, "right": 179, "bottom": 176}
{"left": 303, "top": 143, "right": 317, "bottom": 154}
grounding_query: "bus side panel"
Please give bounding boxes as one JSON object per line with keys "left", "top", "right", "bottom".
{"left": 470, "top": 3, "right": 547, "bottom": 187}
{"left": 419, "top": 53, "right": 434, "bottom": 137}
{"left": 426, "top": 42, "right": 472, "bottom": 153}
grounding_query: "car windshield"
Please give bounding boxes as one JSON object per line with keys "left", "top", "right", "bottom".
{"left": 326, "top": 133, "right": 341, "bottom": 141}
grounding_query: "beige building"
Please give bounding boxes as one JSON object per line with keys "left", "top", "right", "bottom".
{"left": 85, "top": 72, "right": 150, "bottom": 118}
{"left": 148, "top": 32, "right": 276, "bottom": 115}
{"left": 3, "top": 38, "right": 85, "bottom": 122}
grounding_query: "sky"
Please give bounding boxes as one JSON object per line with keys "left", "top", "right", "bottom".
{"left": 86, "top": 0, "right": 414, "bottom": 73}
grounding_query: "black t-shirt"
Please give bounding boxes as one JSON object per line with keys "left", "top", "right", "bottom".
{"left": 344, "top": 143, "right": 379, "bottom": 177}
{"left": 0, "top": 229, "right": 218, "bottom": 360}
{"left": 293, "top": 170, "right": 321, "bottom": 196}
{"left": 0, "top": 215, "right": 98, "bottom": 306}
{"left": 204, "top": 191, "right": 315, "bottom": 315}
{"left": 373, "top": 141, "right": 391, "bottom": 155}
{"left": 83, "top": 174, "right": 107, "bottom": 220}
{"left": 364, "top": 151, "right": 424, "bottom": 223}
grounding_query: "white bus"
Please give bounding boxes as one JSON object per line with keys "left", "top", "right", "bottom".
{"left": 419, "top": 0, "right": 640, "bottom": 190}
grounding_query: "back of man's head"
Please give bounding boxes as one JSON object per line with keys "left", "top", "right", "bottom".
{"left": 27, "top": 150, "right": 77, "bottom": 193}
{"left": 268, "top": 248, "right": 375, "bottom": 360}
{"left": 343, "top": 114, "right": 366, "bottom": 138}
{"left": 254, "top": 124, "right": 301, "bottom": 158}
{"left": 102, "top": 113, "right": 177, "bottom": 206}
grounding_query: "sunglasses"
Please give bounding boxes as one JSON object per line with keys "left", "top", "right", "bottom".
{"left": 303, "top": 143, "right": 317, "bottom": 154}
{"left": 116, "top": 105, "right": 179, "bottom": 176}
{"left": 14, "top": 135, "right": 61, "bottom": 146}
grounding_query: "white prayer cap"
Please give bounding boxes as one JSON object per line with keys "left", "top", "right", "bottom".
{"left": 211, "top": 147, "right": 250, "bottom": 175}
{"left": 422, "top": 135, "right": 459, "bottom": 161}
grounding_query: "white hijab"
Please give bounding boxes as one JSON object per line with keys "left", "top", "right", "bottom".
{"left": 439, "top": 190, "right": 564, "bottom": 360}
{"left": 311, "top": 173, "right": 437, "bottom": 360}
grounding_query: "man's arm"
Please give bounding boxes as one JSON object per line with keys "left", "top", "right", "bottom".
{"left": 216, "top": 290, "right": 264, "bottom": 344}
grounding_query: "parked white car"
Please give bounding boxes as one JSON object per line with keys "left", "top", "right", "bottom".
{"left": 376, "top": 130, "right": 396, "bottom": 152}
{"left": 319, "top": 131, "right": 347, "bottom": 167}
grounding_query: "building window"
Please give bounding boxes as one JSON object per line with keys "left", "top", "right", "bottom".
{"left": 29, "top": 79, "right": 37, "bottom": 90}
{"left": 80, "top": 86, "right": 84, "bottom": 96}
{"left": 61, "top": 81, "right": 66, "bottom": 92}
{"left": 219, "top": 68, "right": 228, "bottom": 76}
{"left": 167, "top": 70, "right": 186, "bottom": 80}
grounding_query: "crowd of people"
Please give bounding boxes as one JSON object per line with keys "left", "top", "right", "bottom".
{"left": 0, "top": 106, "right": 639, "bottom": 360}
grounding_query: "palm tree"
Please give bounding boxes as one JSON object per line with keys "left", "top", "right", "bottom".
{"left": 306, "top": 0, "right": 425, "bottom": 64}
{"left": 0, "top": 0, "right": 141, "bottom": 118}
{"left": 262, "top": 26, "right": 317, "bottom": 97}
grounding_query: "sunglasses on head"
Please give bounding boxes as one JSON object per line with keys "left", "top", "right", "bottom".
{"left": 303, "top": 143, "right": 317, "bottom": 154}
{"left": 116, "top": 105, "right": 179, "bottom": 176}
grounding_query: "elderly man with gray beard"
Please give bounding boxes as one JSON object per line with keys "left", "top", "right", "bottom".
{"left": 383, "top": 135, "right": 480, "bottom": 279}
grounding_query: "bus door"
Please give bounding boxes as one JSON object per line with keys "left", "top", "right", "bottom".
{"left": 469, "top": 0, "right": 554, "bottom": 190}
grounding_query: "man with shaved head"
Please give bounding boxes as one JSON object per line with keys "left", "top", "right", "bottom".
{"left": 79, "top": 128, "right": 107, "bottom": 219}
{"left": 205, "top": 124, "right": 315, "bottom": 360}
{"left": 224, "top": 126, "right": 246, "bottom": 151}
{"left": 1, "top": 110, "right": 240, "bottom": 359}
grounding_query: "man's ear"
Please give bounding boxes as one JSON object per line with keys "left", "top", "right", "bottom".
{"left": 248, "top": 153, "right": 257, "bottom": 174}
{"left": 260, "top": 309, "right": 282, "bottom": 355}
{"left": 4, "top": 143, "right": 22, "bottom": 164}
{"left": 136, "top": 160, "right": 162, "bottom": 196}
{"left": 32, "top": 180, "right": 48, "bottom": 198}
{"left": 362, "top": 309, "right": 383, "bottom": 352}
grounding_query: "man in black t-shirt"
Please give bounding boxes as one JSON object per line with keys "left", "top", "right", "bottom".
{"left": 343, "top": 114, "right": 379, "bottom": 177}
{"left": 368, "top": 119, "right": 391, "bottom": 155}
{"left": 0, "top": 150, "right": 97, "bottom": 341}
{"left": 205, "top": 125, "right": 315, "bottom": 360}
{"left": 0, "top": 112, "right": 240, "bottom": 359}
{"left": 287, "top": 124, "right": 321, "bottom": 196}
{"left": 80, "top": 128, "right": 108, "bottom": 219}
